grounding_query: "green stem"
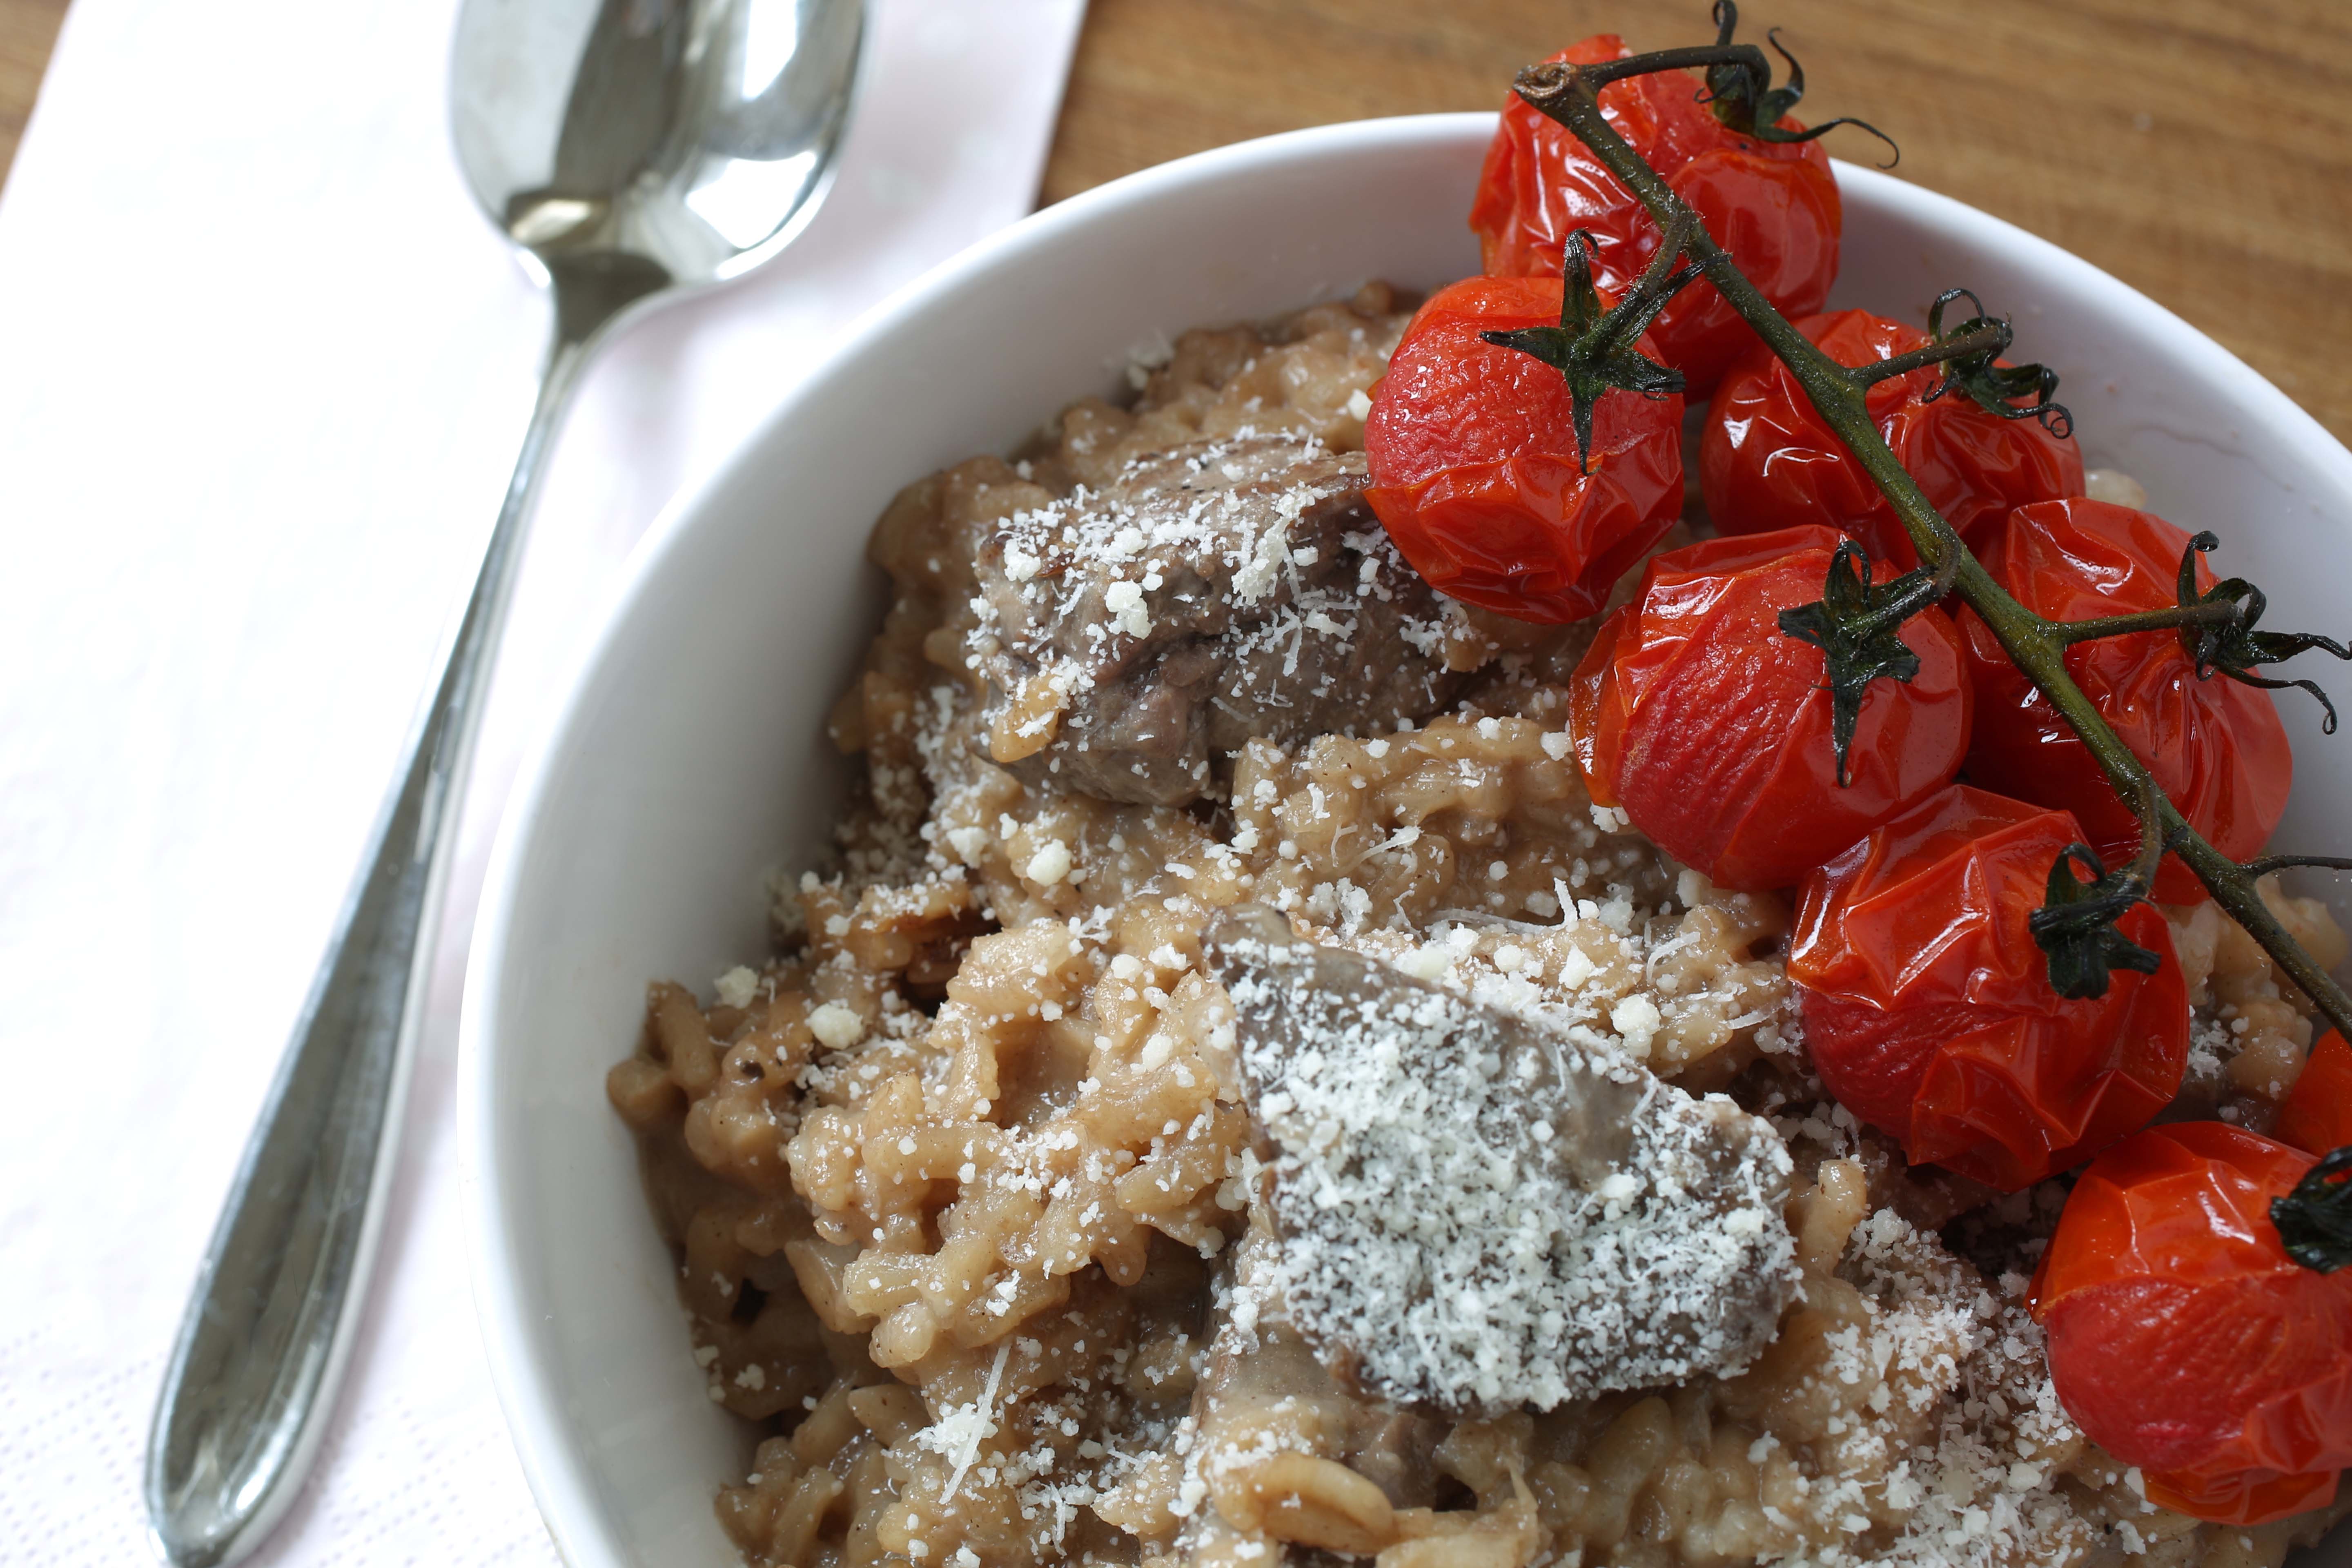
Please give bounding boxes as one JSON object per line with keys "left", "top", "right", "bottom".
{"left": 1572, "top": 42, "right": 1766, "bottom": 89}
{"left": 1847, "top": 323, "right": 2010, "bottom": 386}
{"left": 1514, "top": 56, "right": 2352, "bottom": 1042}
{"left": 1852, "top": 561, "right": 1954, "bottom": 641}
{"left": 2120, "top": 774, "right": 2168, "bottom": 891}
{"left": 2057, "top": 601, "right": 2244, "bottom": 644}
{"left": 2176, "top": 833, "right": 2352, "bottom": 1017}
{"left": 2242, "top": 855, "right": 2352, "bottom": 878}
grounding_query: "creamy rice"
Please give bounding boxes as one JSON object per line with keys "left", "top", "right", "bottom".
{"left": 607, "top": 287, "right": 2352, "bottom": 1568}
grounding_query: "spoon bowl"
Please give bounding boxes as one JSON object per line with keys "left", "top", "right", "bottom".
{"left": 142, "top": 3, "right": 860, "bottom": 1564}
{"left": 452, "top": 0, "right": 861, "bottom": 291}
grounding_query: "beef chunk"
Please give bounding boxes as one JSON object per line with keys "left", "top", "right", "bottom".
{"left": 1172, "top": 1224, "right": 1448, "bottom": 1565}
{"left": 968, "top": 432, "right": 1468, "bottom": 806}
{"left": 1205, "top": 906, "right": 1797, "bottom": 1414}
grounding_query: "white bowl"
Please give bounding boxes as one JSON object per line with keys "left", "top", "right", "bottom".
{"left": 462, "top": 112, "right": 2352, "bottom": 1568}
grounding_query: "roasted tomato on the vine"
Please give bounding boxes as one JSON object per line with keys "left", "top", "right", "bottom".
{"left": 2281, "top": 1030, "right": 2352, "bottom": 1158}
{"left": 1789, "top": 785, "right": 2187, "bottom": 1191}
{"left": 1568, "top": 526, "right": 1970, "bottom": 890}
{"left": 1364, "top": 275, "right": 1684, "bottom": 625}
{"left": 1700, "top": 309, "right": 2083, "bottom": 569}
{"left": 1469, "top": 35, "right": 1840, "bottom": 395}
{"left": 1960, "top": 498, "right": 2292, "bottom": 903}
{"left": 2032, "top": 1123, "right": 2352, "bottom": 1524}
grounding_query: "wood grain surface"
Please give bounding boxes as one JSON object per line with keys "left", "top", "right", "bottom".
{"left": 0, "top": 0, "right": 62, "bottom": 184}
{"left": 0, "top": 0, "right": 2342, "bottom": 439}
{"left": 1041, "top": 0, "right": 2352, "bottom": 445}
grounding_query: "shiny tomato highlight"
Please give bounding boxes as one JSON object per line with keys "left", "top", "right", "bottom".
{"left": 1568, "top": 526, "right": 1970, "bottom": 890}
{"left": 2280, "top": 1031, "right": 2352, "bottom": 1158}
{"left": 1364, "top": 275, "right": 1684, "bottom": 624}
{"left": 1468, "top": 36, "right": 1840, "bottom": 395}
{"left": 2032, "top": 1123, "right": 2352, "bottom": 1524}
{"left": 1790, "top": 785, "right": 2188, "bottom": 1191}
{"left": 1960, "top": 498, "right": 2292, "bottom": 903}
{"left": 1700, "top": 309, "right": 2084, "bottom": 568}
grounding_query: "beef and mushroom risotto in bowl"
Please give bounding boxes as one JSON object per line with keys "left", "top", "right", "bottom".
{"left": 463, "top": 69, "right": 2352, "bottom": 1568}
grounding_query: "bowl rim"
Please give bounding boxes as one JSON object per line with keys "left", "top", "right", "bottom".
{"left": 458, "top": 108, "right": 2352, "bottom": 1568}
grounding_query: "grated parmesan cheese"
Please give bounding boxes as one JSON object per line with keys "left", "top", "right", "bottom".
{"left": 1206, "top": 907, "right": 1796, "bottom": 1412}
{"left": 712, "top": 965, "right": 760, "bottom": 1009}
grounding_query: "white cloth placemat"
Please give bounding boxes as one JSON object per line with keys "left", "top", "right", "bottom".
{"left": 0, "top": 0, "right": 1086, "bottom": 1560}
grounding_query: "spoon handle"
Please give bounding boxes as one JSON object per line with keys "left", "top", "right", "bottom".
{"left": 142, "top": 283, "right": 623, "bottom": 1568}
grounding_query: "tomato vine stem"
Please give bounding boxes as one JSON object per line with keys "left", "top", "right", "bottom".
{"left": 1843, "top": 323, "right": 2008, "bottom": 386}
{"left": 1583, "top": 2, "right": 1899, "bottom": 163}
{"left": 1510, "top": 49, "right": 2352, "bottom": 1040}
{"left": 2243, "top": 855, "right": 2352, "bottom": 879}
{"left": 2056, "top": 601, "right": 2247, "bottom": 644}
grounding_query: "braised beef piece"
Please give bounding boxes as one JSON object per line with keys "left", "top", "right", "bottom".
{"left": 968, "top": 432, "right": 1468, "bottom": 806}
{"left": 1205, "top": 907, "right": 1798, "bottom": 1414}
{"left": 1170, "top": 1223, "right": 1446, "bottom": 1565}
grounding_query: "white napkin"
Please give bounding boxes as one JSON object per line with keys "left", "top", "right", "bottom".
{"left": 0, "top": 0, "right": 1085, "bottom": 1561}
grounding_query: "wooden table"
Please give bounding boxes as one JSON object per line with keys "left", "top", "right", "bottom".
{"left": 0, "top": 0, "right": 60, "bottom": 182}
{"left": 2, "top": 0, "right": 2344, "bottom": 440}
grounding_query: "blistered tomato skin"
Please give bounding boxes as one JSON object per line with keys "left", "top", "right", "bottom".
{"left": 1468, "top": 36, "right": 1840, "bottom": 396}
{"left": 2032, "top": 1123, "right": 2352, "bottom": 1524}
{"left": 1567, "top": 526, "right": 1970, "bottom": 890}
{"left": 1701, "top": 310, "right": 2084, "bottom": 568}
{"left": 1364, "top": 275, "right": 1684, "bottom": 625}
{"left": 1789, "top": 786, "right": 2188, "bottom": 1192}
{"left": 2280, "top": 1031, "right": 2352, "bottom": 1157}
{"left": 1960, "top": 498, "right": 2292, "bottom": 904}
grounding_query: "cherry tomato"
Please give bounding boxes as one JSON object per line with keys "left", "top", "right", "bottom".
{"left": 1789, "top": 785, "right": 2187, "bottom": 1190}
{"left": 2280, "top": 1030, "right": 2352, "bottom": 1158}
{"left": 2031, "top": 1123, "right": 2352, "bottom": 1524}
{"left": 1700, "top": 309, "right": 2084, "bottom": 568}
{"left": 1468, "top": 35, "right": 1840, "bottom": 396}
{"left": 1568, "top": 525, "right": 1970, "bottom": 890}
{"left": 1364, "top": 275, "right": 1684, "bottom": 624}
{"left": 1960, "top": 498, "right": 2292, "bottom": 904}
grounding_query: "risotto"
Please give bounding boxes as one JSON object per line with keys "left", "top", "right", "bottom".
{"left": 605, "top": 287, "right": 2352, "bottom": 1568}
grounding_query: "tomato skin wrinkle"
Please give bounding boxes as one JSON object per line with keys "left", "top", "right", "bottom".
{"left": 1961, "top": 498, "right": 2293, "bottom": 904}
{"left": 1365, "top": 275, "right": 1683, "bottom": 625}
{"left": 1568, "top": 526, "right": 1970, "bottom": 891}
{"left": 1790, "top": 785, "right": 2188, "bottom": 1192}
{"left": 2032, "top": 1123, "right": 2352, "bottom": 1525}
{"left": 2281, "top": 1030, "right": 2352, "bottom": 1158}
{"left": 1701, "top": 309, "right": 2084, "bottom": 571}
{"left": 1469, "top": 35, "right": 1840, "bottom": 397}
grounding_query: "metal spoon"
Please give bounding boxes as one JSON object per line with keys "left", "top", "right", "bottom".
{"left": 143, "top": 3, "right": 862, "bottom": 1562}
